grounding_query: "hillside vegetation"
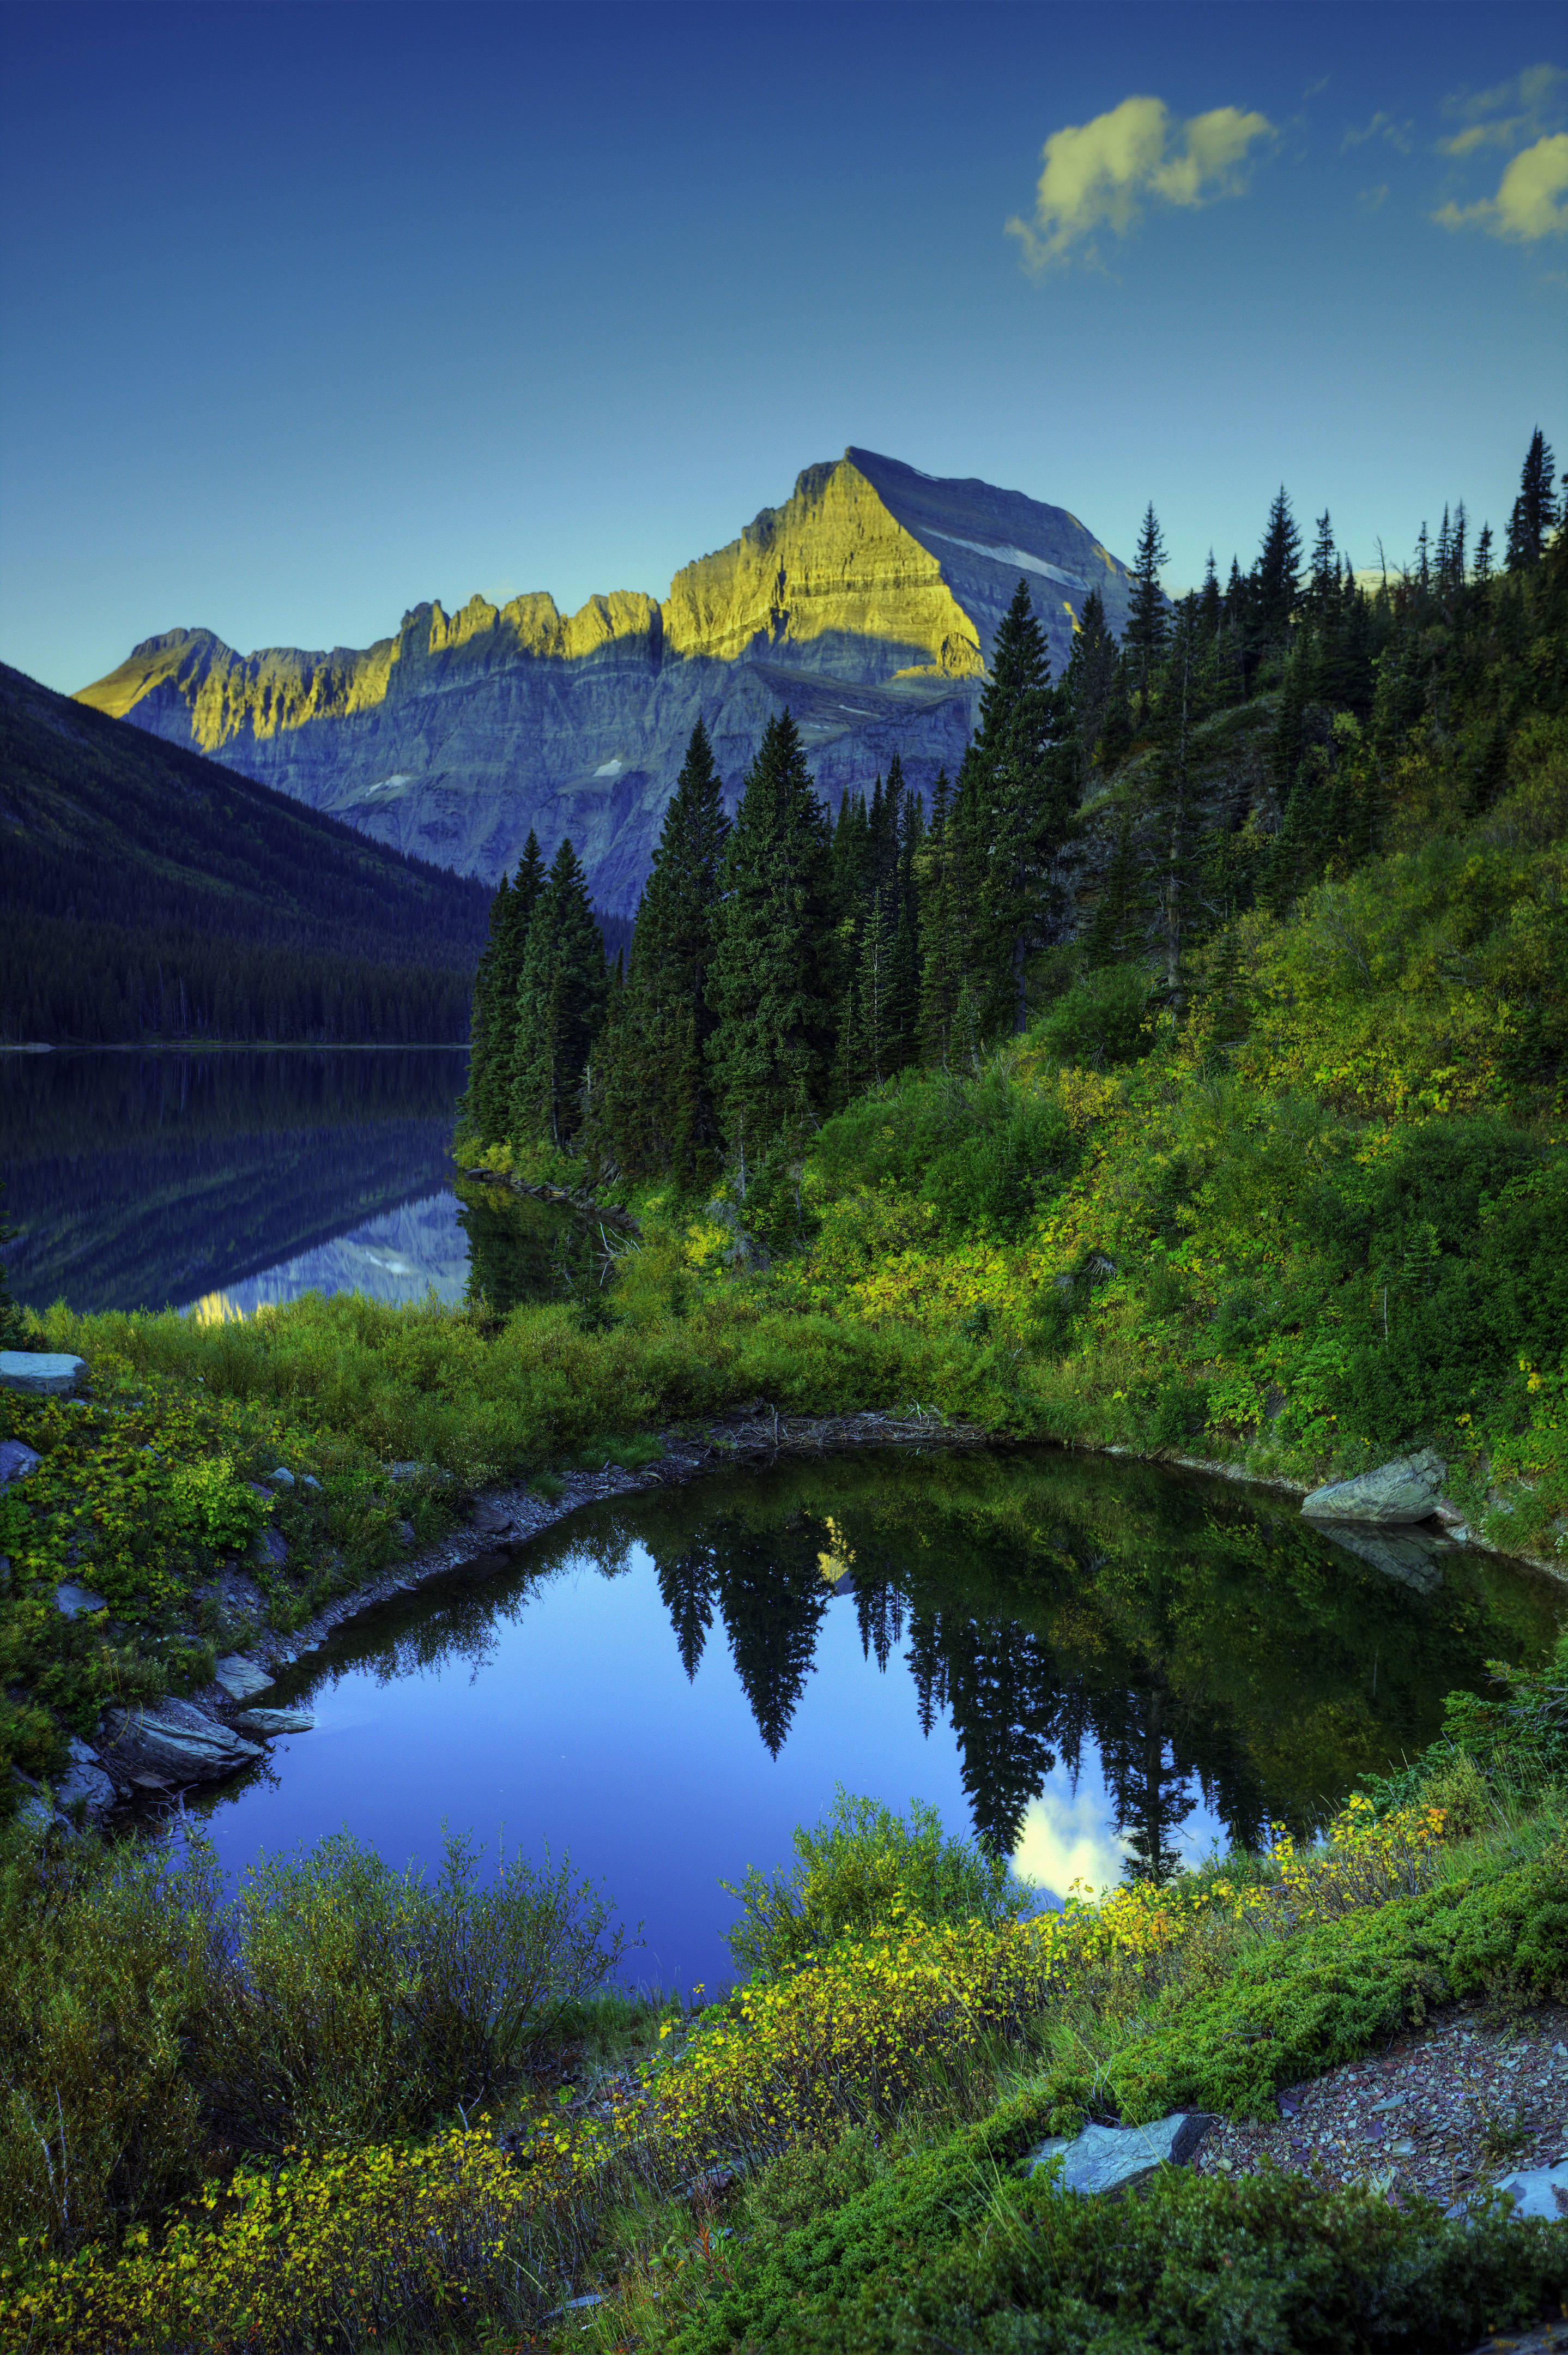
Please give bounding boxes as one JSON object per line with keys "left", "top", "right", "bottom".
{"left": 0, "top": 663, "right": 489, "bottom": 1042}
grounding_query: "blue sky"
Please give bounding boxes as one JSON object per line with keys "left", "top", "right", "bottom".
{"left": 1, "top": 0, "right": 1563, "bottom": 694}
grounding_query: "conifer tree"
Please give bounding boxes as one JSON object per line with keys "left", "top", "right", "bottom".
{"left": 707, "top": 709, "right": 836, "bottom": 1174}
{"left": 1256, "top": 486, "right": 1303, "bottom": 648}
{"left": 458, "top": 869, "right": 509, "bottom": 1145}
{"left": 958, "top": 577, "right": 1072, "bottom": 1036}
{"left": 510, "top": 836, "right": 608, "bottom": 1151}
{"left": 1474, "top": 522, "right": 1494, "bottom": 584}
{"left": 1506, "top": 427, "right": 1558, "bottom": 571}
{"left": 1125, "top": 504, "right": 1170, "bottom": 693}
{"left": 473, "top": 832, "right": 545, "bottom": 1143}
{"left": 595, "top": 717, "right": 731, "bottom": 1184}
{"left": 1305, "top": 512, "right": 1338, "bottom": 618}
{"left": 917, "top": 770, "right": 964, "bottom": 1066}
{"left": 1084, "top": 813, "right": 1137, "bottom": 970}
{"left": 1061, "top": 587, "right": 1118, "bottom": 788}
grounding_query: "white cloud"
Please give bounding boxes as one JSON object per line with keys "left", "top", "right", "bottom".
{"left": 1435, "top": 131, "right": 1568, "bottom": 241}
{"left": 1358, "top": 184, "right": 1390, "bottom": 213}
{"left": 1012, "top": 1783, "right": 1130, "bottom": 1904}
{"left": 1006, "top": 94, "right": 1275, "bottom": 272}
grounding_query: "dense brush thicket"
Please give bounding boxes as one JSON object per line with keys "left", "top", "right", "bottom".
{"left": 0, "top": 663, "right": 491, "bottom": 1042}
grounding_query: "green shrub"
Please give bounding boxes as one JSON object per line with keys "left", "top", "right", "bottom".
{"left": 727, "top": 2168, "right": 1567, "bottom": 2355}
{"left": 809, "top": 1071, "right": 1079, "bottom": 1242}
{"left": 192, "top": 1827, "right": 629, "bottom": 2154}
{"left": 167, "top": 1453, "right": 271, "bottom": 1550}
{"left": 719, "top": 1790, "right": 1036, "bottom": 1985}
{"left": 742, "top": 2124, "right": 888, "bottom": 2244}
{"left": 1073, "top": 1833, "right": 1568, "bottom": 2127}
{"left": 1032, "top": 962, "right": 1156, "bottom": 1068}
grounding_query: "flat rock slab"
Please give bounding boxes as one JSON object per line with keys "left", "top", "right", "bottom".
{"left": 233, "top": 1707, "right": 315, "bottom": 1734}
{"left": 102, "top": 1698, "right": 262, "bottom": 1786}
{"left": 213, "top": 1653, "right": 273, "bottom": 1701}
{"left": 0, "top": 1351, "right": 85, "bottom": 1397}
{"left": 1031, "top": 2112, "right": 1216, "bottom": 2197}
{"left": 1302, "top": 1448, "right": 1446, "bottom": 1526}
{"left": 55, "top": 1580, "right": 108, "bottom": 1617}
{"left": 0, "top": 1438, "right": 41, "bottom": 1488}
{"left": 1497, "top": 2160, "right": 1568, "bottom": 2218}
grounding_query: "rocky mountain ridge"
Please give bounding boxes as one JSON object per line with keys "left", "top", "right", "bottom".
{"left": 77, "top": 449, "right": 1136, "bottom": 916}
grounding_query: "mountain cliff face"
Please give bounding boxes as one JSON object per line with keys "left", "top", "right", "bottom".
{"left": 77, "top": 450, "right": 1135, "bottom": 917}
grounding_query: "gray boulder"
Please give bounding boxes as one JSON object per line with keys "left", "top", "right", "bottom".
{"left": 213, "top": 1653, "right": 273, "bottom": 1701}
{"left": 233, "top": 1707, "right": 315, "bottom": 1735}
{"left": 101, "top": 1698, "right": 262, "bottom": 1788}
{"left": 1301, "top": 1448, "right": 1446, "bottom": 1526}
{"left": 1317, "top": 1521, "right": 1446, "bottom": 1594}
{"left": 1497, "top": 2160, "right": 1568, "bottom": 2219}
{"left": 55, "top": 1738, "right": 115, "bottom": 1814}
{"left": 0, "top": 1350, "right": 85, "bottom": 1397}
{"left": 1030, "top": 2112, "right": 1215, "bottom": 2197}
{"left": 0, "top": 1438, "right": 41, "bottom": 1489}
{"left": 56, "top": 1580, "right": 109, "bottom": 1617}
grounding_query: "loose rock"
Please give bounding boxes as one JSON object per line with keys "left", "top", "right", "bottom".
{"left": 233, "top": 1707, "right": 315, "bottom": 1735}
{"left": 1301, "top": 1448, "right": 1446, "bottom": 1526}
{"left": 0, "top": 1438, "right": 41, "bottom": 1489}
{"left": 101, "top": 1698, "right": 262, "bottom": 1786}
{"left": 55, "top": 1580, "right": 108, "bottom": 1617}
{"left": 213, "top": 1653, "right": 273, "bottom": 1701}
{"left": 0, "top": 1350, "right": 86, "bottom": 1397}
{"left": 1030, "top": 2112, "right": 1216, "bottom": 2197}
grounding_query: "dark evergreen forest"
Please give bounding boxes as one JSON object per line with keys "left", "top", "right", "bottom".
{"left": 0, "top": 664, "right": 492, "bottom": 1044}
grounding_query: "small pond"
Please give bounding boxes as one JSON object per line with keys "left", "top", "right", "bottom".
{"left": 185, "top": 1446, "right": 1565, "bottom": 1996}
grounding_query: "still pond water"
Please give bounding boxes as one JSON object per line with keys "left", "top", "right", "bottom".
{"left": 3, "top": 1051, "right": 1563, "bottom": 1989}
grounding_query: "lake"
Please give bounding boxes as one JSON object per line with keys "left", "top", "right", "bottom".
{"left": 182, "top": 1445, "right": 1564, "bottom": 1996}
{"left": 0, "top": 1046, "right": 584, "bottom": 1318}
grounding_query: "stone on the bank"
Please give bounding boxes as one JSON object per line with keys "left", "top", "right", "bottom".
{"left": 255, "top": 1527, "right": 288, "bottom": 1568}
{"left": 1301, "top": 1448, "right": 1446, "bottom": 1526}
{"left": 56, "top": 1580, "right": 109, "bottom": 1617}
{"left": 233, "top": 1707, "right": 315, "bottom": 1735}
{"left": 213, "top": 1653, "right": 273, "bottom": 1701}
{"left": 102, "top": 1698, "right": 262, "bottom": 1786}
{"left": 56, "top": 1738, "right": 115, "bottom": 1813}
{"left": 1497, "top": 2160, "right": 1568, "bottom": 2219}
{"left": 0, "top": 1438, "right": 41, "bottom": 1489}
{"left": 1029, "top": 2112, "right": 1216, "bottom": 2197}
{"left": 0, "top": 1350, "right": 85, "bottom": 1397}
{"left": 1317, "top": 1521, "right": 1446, "bottom": 1593}
{"left": 268, "top": 1466, "right": 296, "bottom": 1488}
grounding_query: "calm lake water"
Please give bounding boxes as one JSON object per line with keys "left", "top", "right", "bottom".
{"left": 183, "top": 1447, "right": 1565, "bottom": 1995}
{"left": 0, "top": 1047, "right": 582, "bottom": 1318}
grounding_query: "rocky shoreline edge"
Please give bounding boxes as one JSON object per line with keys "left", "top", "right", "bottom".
{"left": 12, "top": 1398, "right": 1562, "bottom": 1836}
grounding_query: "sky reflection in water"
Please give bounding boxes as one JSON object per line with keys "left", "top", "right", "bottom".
{"left": 188, "top": 1451, "right": 1562, "bottom": 1995}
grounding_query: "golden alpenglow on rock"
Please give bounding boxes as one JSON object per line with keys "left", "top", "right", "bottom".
{"left": 76, "top": 450, "right": 1135, "bottom": 916}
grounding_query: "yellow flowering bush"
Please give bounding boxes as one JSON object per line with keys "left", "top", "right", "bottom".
{"left": 1, "top": 2128, "right": 526, "bottom": 2354}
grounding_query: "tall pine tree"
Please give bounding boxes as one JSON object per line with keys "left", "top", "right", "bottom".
{"left": 510, "top": 836, "right": 608, "bottom": 1151}
{"left": 1125, "top": 504, "right": 1170, "bottom": 693}
{"left": 707, "top": 710, "right": 836, "bottom": 1177}
{"left": 590, "top": 717, "right": 730, "bottom": 1184}
{"left": 955, "top": 577, "right": 1073, "bottom": 1036}
{"left": 471, "top": 832, "right": 545, "bottom": 1144}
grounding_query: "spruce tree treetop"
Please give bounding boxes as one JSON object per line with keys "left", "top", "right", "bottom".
{"left": 961, "top": 576, "right": 1072, "bottom": 1035}
{"left": 1257, "top": 486, "right": 1303, "bottom": 647}
{"left": 1127, "top": 503, "right": 1170, "bottom": 690}
{"left": 1506, "top": 426, "right": 1559, "bottom": 571}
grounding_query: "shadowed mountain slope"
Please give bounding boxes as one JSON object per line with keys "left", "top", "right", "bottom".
{"left": 0, "top": 663, "right": 491, "bottom": 1042}
{"left": 76, "top": 451, "right": 1136, "bottom": 916}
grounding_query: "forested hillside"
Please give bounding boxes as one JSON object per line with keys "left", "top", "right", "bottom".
{"left": 0, "top": 664, "right": 492, "bottom": 1043}
{"left": 461, "top": 430, "right": 1567, "bottom": 1560}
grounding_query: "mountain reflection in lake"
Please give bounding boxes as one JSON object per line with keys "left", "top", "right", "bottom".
{"left": 0, "top": 1047, "right": 590, "bottom": 1317}
{"left": 189, "top": 1447, "right": 1564, "bottom": 1995}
